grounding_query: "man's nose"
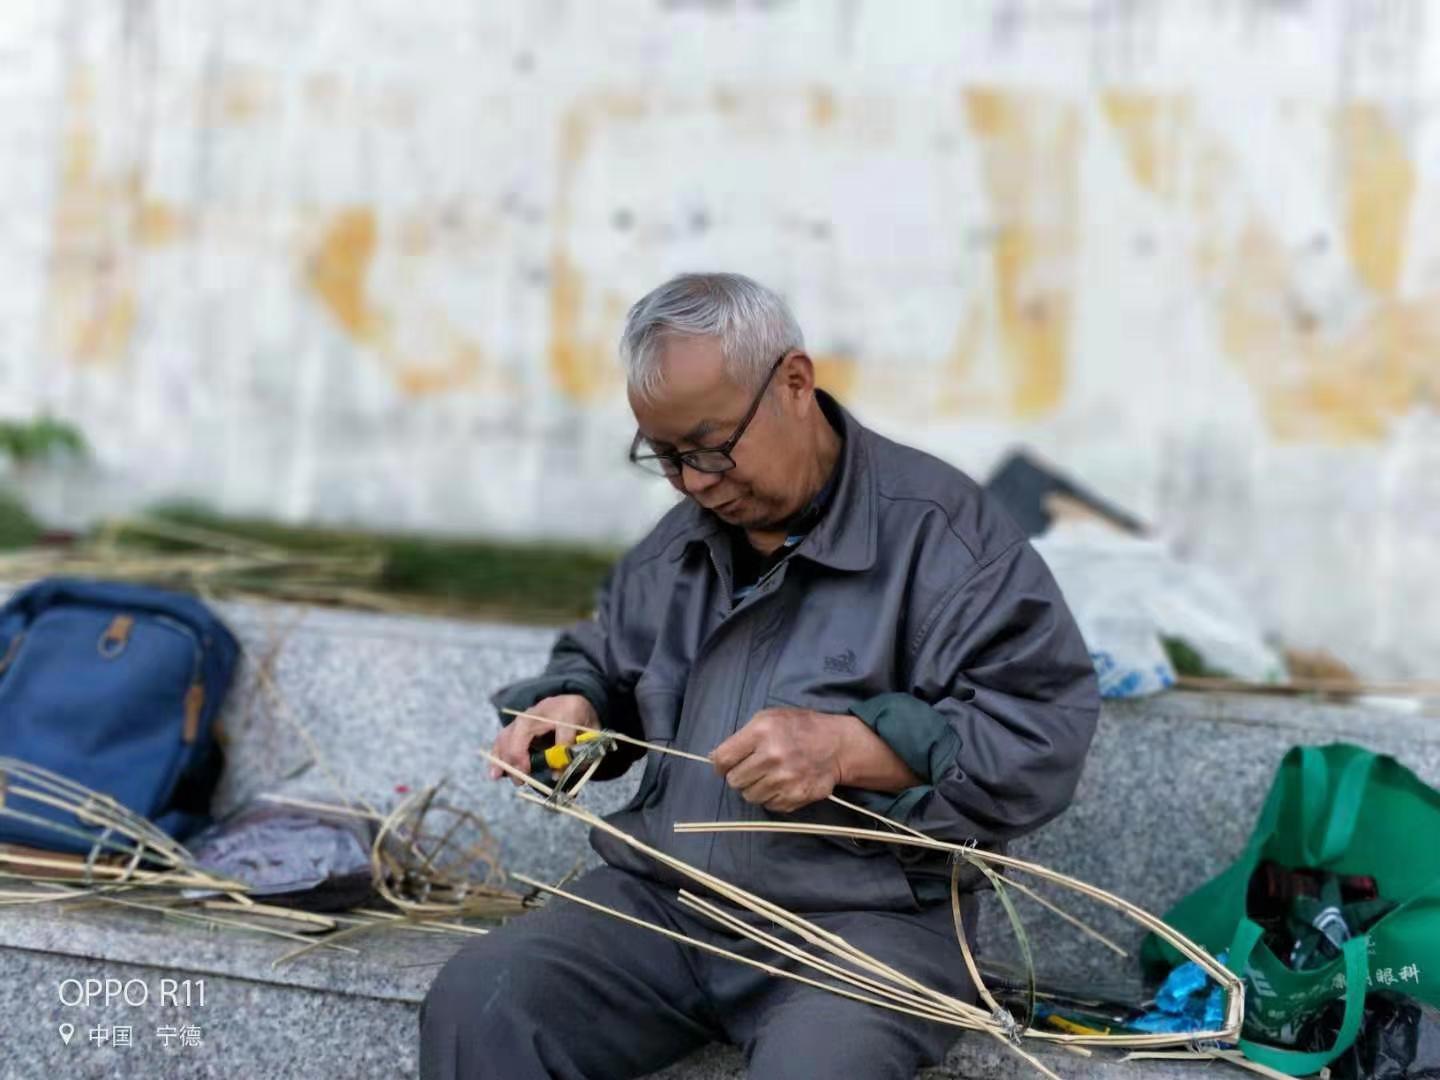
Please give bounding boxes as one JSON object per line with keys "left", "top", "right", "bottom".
{"left": 677, "top": 462, "right": 723, "bottom": 494}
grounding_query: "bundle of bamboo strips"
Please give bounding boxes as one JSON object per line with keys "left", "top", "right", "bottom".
{"left": 0, "top": 757, "right": 525, "bottom": 962}
{"left": 370, "top": 782, "right": 529, "bottom": 920}
{"left": 0, "top": 757, "right": 244, "bottom": 893}
{"left": 0, "top": 514, "right": 387, "bottom": 611}
{"left": 483, "top": 713, "right": 1253, "bottom": 1079}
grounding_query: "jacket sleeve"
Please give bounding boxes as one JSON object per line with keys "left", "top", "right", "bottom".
{"left": 847, "top": 538, "right": 1099, "bottom": 844}
{"left": 489, "top": 564, "right": 647, "bottom": 779}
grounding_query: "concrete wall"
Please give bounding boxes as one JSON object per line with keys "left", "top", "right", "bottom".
{"left": 0, "top": 0, "right": 1436, "bottom": 678}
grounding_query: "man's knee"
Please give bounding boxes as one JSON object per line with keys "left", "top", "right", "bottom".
{"left": 427, "top": 930, "right": 555, "bottom": 1022}
{"left": 420, "top": 939, "right": 542, "bottom": 1079}
{"left": 742, "top": 992, "right": 954, "bottom": 1080}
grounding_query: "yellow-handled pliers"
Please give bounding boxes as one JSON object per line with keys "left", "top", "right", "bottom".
{"left": 528, "top": 730, "right": 611, "bottom": 796}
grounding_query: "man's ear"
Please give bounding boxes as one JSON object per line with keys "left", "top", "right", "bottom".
{"left": 778, "top": 351, "right": 817, "bottom": 406}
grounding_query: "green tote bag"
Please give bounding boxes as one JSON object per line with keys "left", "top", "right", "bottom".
{"left": 1141, "top": 743, "right": 1440, "bottom": 1076}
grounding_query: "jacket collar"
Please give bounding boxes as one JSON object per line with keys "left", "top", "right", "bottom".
{"left": 675, "top": 390, "right": 877, "bottom": 574}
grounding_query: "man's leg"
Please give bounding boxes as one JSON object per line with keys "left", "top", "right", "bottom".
{"left": 720, "top": 898, "right": 978, "bottom": 1080}
{"left": 419, "top": 866, "right": 720, "bottom": 1080}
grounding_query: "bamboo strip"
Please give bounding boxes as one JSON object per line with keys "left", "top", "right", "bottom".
{"left": 1, "top": 757, "right": 192, "bottom": 864}
{"left": 500, "top": 708, "right": 712, "bottom": 765}
{"left": 485, "top": 715, "right": 1246, "bottom": 1057}
{"left": 500, "top": 717, "right": 1131, "bottom": 988}
{"left": 199, "top": 901, "right": 338, "bottom": 932}
{"left": 670, "top": 820, "right": 1242, "bottom": 1048}
{"left": 272, "top": 920, "right": 376, "bottom": 967}
{"left": 675, "top": 887, "right": 980, "bottom": 1027}
{"left": 0, "top": 852, "right": 242, "bottom": 892}
{"left": 338, "top": 910, "right": 492, "bottom": 936}
{"left": 674, "top": 887, "right": 1063, "bottom": 1080}
{"left": 949, "top": 857, "right": 1006, "bottom": 1019}
{"left": 485, "top": 751, "right": 1068, "bottom": 1080}
{"left": 512, "top": 872, "right": 967, "bottom": 1021}
{"left": 88, "top": 893, "right": 361, "bottom": 953}
{"left": 1122, "top": 1049, "right": 1295, "bottom": 1080}
{"left": 503, "top": 714, "right": 1131, "bottom": 1016}
{"left": 998, "top": 875, "right": 1129, "bottom": 958}
{"left": 509, "top": 783, "right": 984, "bottom": 1029}
{"left": 508, "top": 872, "right": 1034, "bottom": 1061}
{"left": 254, "top": 793, "right": 383, "bottom": 820}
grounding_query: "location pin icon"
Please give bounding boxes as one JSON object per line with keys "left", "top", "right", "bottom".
{"left": 58, "top": 1023, "right": 74, "bottom": 1045}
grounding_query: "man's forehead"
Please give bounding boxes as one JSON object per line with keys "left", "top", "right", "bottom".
{"left": 630, "top": 340, "right": 747, "bottom": 441}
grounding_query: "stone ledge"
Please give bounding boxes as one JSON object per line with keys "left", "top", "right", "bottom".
{"left": 3, "top": 593, "right": 1437, "bottom": 1077}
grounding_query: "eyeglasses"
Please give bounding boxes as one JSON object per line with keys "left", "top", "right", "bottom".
{"left": 628, "top": 354, "right": 786, "bottom": 478}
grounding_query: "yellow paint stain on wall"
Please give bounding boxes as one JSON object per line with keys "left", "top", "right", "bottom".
{"left": 711, "top": 86, "right": 741, "bottom": 114}
{"left": 45, "top": 70, "right": 185, "bottom": 365}
{"left": 964, "top": 88, "right": 1009, "bottom": 137}
{"left": 136, "top": 201, "right": 186, "bottom": 246}
{"left": 1214, "top": 224, "right": 1287, "bottom": 364}
{"left": 547, "top": 254, "right": 620, "bottom": 403}
{"left": 547, "top": 99, "right": 649, "bottom": 403}
{"left": 60, "top": 125, "right": 93, "bottom": 189}
{"left": 808, "top": 86, "right": 837, "bottom": 129}
{"left": 557, "top": 106, "right": 591, "bottom": 188}
{"left": 1259, "top": 303, "right": 1436, "bottom": 441}
{"left": 304, "top": 208, "right": 496, "bottom": 398}
{"left": 1097, "top": 93, "right": 1432, "bottom": 443}
{"left": 1101, "top": 92, "right": 1190, "bottom": 200}
{"left": 937, "top": 304, "right": 986, "bottom": 414}
{"left": 70, "top": 290, "right": 137, "bottom": 364}
{"left": 214, "top": 70, "right": 270, "bottom": 124}
{"left": 1335, "top": 104, "right": 1415, "bottom": 294}
{"left": 591, "top": 92, "right": 649, "bottom": 121}
{"left": 810, "top": 355, "right": 856, "bottom": 399}
{"left": 1216, "top": 221, "right": 1438, "bottom": 442}
{"left": 1162, "top": 99, "right": 1436, "bottom": 442}
{"left": 396, "top": 341, "right": 484, "bottom": 397}
{"left": 307, "top": 208, "right": 385, "bottom": 342}
{"left": 963, "top": 88, "right": 1079, "bottom": 419}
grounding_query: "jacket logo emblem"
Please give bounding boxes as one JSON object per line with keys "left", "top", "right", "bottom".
{"left": 823, "top": 649, "right": 856, "bottom": 675}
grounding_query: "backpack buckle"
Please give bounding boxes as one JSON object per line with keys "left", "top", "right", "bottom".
{"left": 98, "top": 615, "right": 135, "bottom": 658}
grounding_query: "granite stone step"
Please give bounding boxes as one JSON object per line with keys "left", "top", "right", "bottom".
{"left": 0, "top": 903, "right": 1198, "bottom": 1080}
{"left": 2, "top": 593, "right": 1437, "bottom": 1078}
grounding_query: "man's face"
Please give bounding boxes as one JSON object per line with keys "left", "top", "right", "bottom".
{"left": 628, "top": 335, "right": 811, "bottom": 531}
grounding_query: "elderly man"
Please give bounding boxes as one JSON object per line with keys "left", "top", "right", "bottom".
{"left": 421, "top": 273, "right": 1099, "bottom": 1080}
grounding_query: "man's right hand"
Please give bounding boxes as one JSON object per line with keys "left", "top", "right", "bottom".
{"left": 489, "top": 694, "right": 600, "bottom": 784}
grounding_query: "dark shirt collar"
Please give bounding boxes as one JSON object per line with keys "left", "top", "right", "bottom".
{"left": 677, "top": 390, "right": 877, "bottom": 574}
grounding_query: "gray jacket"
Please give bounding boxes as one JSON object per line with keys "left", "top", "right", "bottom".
{"left": 495, "top": 394, "right": 1099, "bottom": 913}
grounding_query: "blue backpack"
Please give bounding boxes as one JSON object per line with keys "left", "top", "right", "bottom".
{"left": 0, "top": 578, "right": 240, "bottom": 852}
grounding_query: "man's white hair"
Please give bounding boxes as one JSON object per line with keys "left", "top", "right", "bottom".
{"left": 619, "top": 273, "right": 805, "bottom": 403}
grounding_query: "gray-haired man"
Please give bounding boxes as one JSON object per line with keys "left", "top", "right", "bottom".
{"left": 421, "top": 273, "right": 1099, "bottom": 1079}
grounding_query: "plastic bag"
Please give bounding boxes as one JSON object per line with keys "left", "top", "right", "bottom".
{"left": 1129, "top": 955, "right": 1227, "bottom": 1035}
{"left": 1304, "top": 992, "right": 1440, "bottom": 1079}
{"left": 187, "top": 794, "right": 376, "bottom": 912}
{"left": 1032, "top": 521, "right": 1286, "bottom": 697}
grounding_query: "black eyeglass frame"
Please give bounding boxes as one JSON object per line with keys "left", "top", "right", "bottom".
{"left": 628, "top": 353, "right": 788, "bottom": 477}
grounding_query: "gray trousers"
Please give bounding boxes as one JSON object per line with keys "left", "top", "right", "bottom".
{"left": 419, "top": 866, "right": 977, "bottom": 1080}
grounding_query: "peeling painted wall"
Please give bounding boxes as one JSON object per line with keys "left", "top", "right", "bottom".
{"left": 1, "top": 0, "right": 1437, "bottom": 678}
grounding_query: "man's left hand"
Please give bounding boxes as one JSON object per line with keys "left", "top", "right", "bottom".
{"left": 710, "top": 707, "right": 851, "bottom": 813}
